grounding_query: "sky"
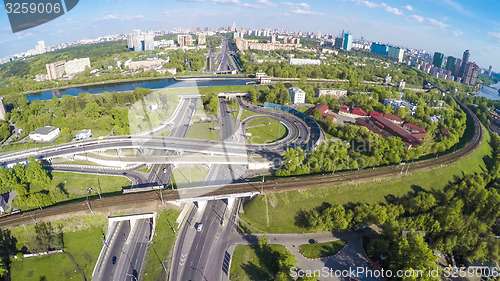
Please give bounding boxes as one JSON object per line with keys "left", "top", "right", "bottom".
{"left": 0, "top": 0, "right": 499, "bottom": 71}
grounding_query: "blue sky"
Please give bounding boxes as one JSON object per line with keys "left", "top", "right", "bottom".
{"left": 0, "top": 0, "right": 499, "bottom": 71}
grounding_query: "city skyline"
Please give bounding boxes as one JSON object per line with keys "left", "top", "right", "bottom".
{"left": 0, "top": 0, "right": 499, "bottom": 70}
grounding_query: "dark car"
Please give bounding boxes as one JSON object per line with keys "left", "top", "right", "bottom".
{"left": 112, "top": 256, "right": 117, "bottom": 265}
{"left": 308, "top": 239, "right": 318, "bottom": 244}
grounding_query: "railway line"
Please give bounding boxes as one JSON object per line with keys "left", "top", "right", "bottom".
{"left": 0, "top": 96, "right": 482, "bottom": 228}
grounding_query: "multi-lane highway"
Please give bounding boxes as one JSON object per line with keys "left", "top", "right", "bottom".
{"left": 170, "top": 199, "right": 241, "bottom": 281}
{"left": 144, "top": 97, "right": 198, "bottom": 188}
{"left": 217, "top": 38, "right": 240, "bottom": 74}
{"left": 92, "top": 218, "right": 152, "bottom": 281}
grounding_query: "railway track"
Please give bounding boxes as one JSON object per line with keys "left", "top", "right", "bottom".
{"left": 0, "top": 97, "right": 482, "bottom": 228}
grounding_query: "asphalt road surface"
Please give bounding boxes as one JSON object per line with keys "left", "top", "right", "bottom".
{"left": 92, "top": 218, "right": 152, "bottom": 281}
{"left": 144, "top": 97, "right": 198, "bottom": 187}
{"left": 170, "top": 199, "right": 241, "bottom": 281}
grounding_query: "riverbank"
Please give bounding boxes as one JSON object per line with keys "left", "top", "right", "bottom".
{"left": 13, "top": 73, "right": 250, "bottom": 97}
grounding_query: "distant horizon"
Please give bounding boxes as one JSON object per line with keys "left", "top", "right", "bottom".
{"left": 0, "top": 0, "right": 499, "bottom": 71}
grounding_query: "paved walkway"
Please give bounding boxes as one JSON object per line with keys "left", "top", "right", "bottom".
{"left": 227, "top": 230, "right": 379, "bottom": 281}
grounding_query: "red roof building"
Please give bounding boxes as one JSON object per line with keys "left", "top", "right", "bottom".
{"left": 356, "top": 119, "right": 387, "bottom": 139}
{"left": 403, "top": 123, "right": 426, "bottom": 133}
{"left": 313, "top": 104, "right": 336, "bottom": 120}
{"left": 369, "top": 111, "right": 382, "bottom": 117}
{"left": 314, "top": 104, "right": 329, "bottom": 114}
{"left": 370, "top": 115, "right": 423, "bottom": 146}
{"left": 352, "top": 107, "right": 367, "bottom": 117}
{"left": 382, "top": 113, "right": 404, "bottom": 124}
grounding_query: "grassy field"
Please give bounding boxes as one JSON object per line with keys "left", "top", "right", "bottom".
{"left": 14, "top": 172, "right": 130, "bottom": 210}
{"left": 230, "top": 244, "right": 288, "bottom": 281}
{"left": 185, "top": 122, "right": 221, "bottom": 141}
{"left": 172, "top": 164, "right": 210, "bottom": 188}
{"left": 299, "top": 240, "right": 346, "bottom": 259}
{"left": 11, "top": 215, "right": 108, "bottom": 281}
{"left": 240, "top": 108, "right": 261, "bottom": 120}
{"left": 240, "top": 127, "right": 492, "bottom": 233}
{"left": 141, "top": 209, "right": 180, "bottom": 281}
{"left": 246, "top": 117, "right": 287, "bottom": 144}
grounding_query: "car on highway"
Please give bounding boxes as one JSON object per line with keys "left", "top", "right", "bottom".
{"left": 163, "top": 168, "right": 167, "bottom": 173}
{"left": 112, "top": 256, "right": 117, "bottom": 265}
{"left": 196, "top": 223, "right": 203, "bottom": 232}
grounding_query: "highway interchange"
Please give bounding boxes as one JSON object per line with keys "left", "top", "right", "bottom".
{"left": 0, "top": 80, "right": 484, "bottom": 281}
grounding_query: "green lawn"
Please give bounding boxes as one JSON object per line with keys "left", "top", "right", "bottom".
{"left": 299, "top": 240, "right": 346, "bottom": 259}
{"left": 13, "top": 172, "right": 130, "bottom": 210}
{"left": 11, "top": 216, "right": 107, "bottom": 281}
{"left": 185, "top": 122, "right": 221, "bottom": 141}
{"left": 172, "top": 164, "right": 210, "bottom": 188}
{"left": 240, "top": 127, "right": 492, "bottom": 233}
{"left": 141, "top": 209, "right": 180, "bottom": 281}
{"left": 246, "top": 117, "right": 287, "bottom": 144}
{"left": 230, "top": 244, "right": 288, "bottom": 281}
{"left": 296, "top": 106, "right": 311, "bottom": 114}
{"left": 240, "top": 108, "right": 261, "bottom": 120}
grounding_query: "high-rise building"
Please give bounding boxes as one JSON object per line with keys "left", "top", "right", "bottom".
{"left": 433, "top": 52, "right": 444, "bottom": 68}
{"left": 35, "top": 41, "right": 46, "bottom": 54}
{"left": 388, "top": 46, "right": 404, "bottom": 63}
{"left": 198, "top": 34, "right": 206, "bottom": 45}
{"left": 488, "top": 65, "right": 493, "bottom": 77}
{"left": 177, "top": 34, "right": 194, "bottom": 47}
{"left": 64, "top": 58, "right": 91, "bottom": 76}
{"left": 270, "top": 35, "right": 276, "bottom": 44}
{"left": 445, "top": 56, "right": 457, "bottom": 72}
{"left": 463, "top": 62, "right": 479, "bottom": 86}
{"left": 343, "top": 33, "right": 353, "bottom": 51}
{"left": 371, "top": 43, "right": 388, "bottom": 56}
{"left": 459, "top": 50, "right": 470, "bottom": 78}
{"left": 334, "top": 37, "right": 344, "bottom": 49}
{"left": 454, "top": 58, "right": 462, "bottom": 78}
{"left": 127, "top": 30, "right": 155, "bottom": 52}
{"left": 46, "top": 60, "right": 66, "bottom": 80}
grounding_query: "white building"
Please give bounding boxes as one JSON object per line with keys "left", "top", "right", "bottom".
{"left": 316, "top": 88, "right": 347, "bottom": 97}
{"left": 29, "top": 126, "right": 60, "bottom": 142}
{"left": 289, "top": 58, "right": 321, "bottom": 65}
{"left": 289, "top": 87, "right": 306, "bottom": 104}
{"left": 75, "top": 129, "right": 92, "bottom": 140}
{"left": 64, "top": 58, "right": 91, "bottom": 76}
{"left": 35, "top": 41, "right": 46, "bottom": 55}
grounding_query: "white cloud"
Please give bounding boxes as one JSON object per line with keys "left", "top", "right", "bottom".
{"left": 452, "top": 30, "right": 463, "bottom": 37}
{"left": 381, "top": 3, "right": 403, "bottom": 15}
{"left": 95, "top": 14, "right": 144, "bottom": 21}
{"left": 489, "top": 32, "right": 500, "bottom": 43}
{"left": 212, "top": 0, "right": 240, "bottom": 3}
{"left": 243, "top": 0, "right": 276, "bottom": 8}
{"left": 257, "top": 0, "right": 276, "bottom": 6}
{"left": 409, "top": 14, "right": 424, "bottom": 22}
{"left": 360, "top": 0, "right": 378, "bottom": 8}
{"left": 290, "top": 9, "right": 324, "bottom": 16}
{"left": 281, "top": 2, "right": 310, "bottom": 10}
{"left": 343, "top": 0, "right": 378, "bottom": 8}
{"left": 404, "top": 5, "right": 413, "bottom": 11}
{"left": 426, "top": 18, "right": 450, "bottom": 30}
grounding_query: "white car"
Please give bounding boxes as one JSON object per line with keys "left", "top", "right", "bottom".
{"left": 196, "top": 223, "right": 203, "bottom": 232}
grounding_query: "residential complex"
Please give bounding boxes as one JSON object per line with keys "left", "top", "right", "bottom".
{"left": 289, "top": 87, "right": 306, "bottom": 104}
{"left": 127, "top": 29, "right": 155, "bottom": 52}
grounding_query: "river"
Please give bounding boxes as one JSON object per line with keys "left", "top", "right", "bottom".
{"left": 477, "top": 82, "right": 500, "bottom": 101}
{"left": 26, "top": 77, "right": 252, "bottom": 102}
